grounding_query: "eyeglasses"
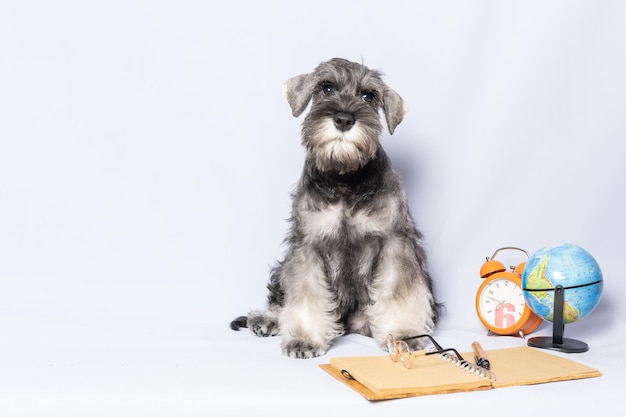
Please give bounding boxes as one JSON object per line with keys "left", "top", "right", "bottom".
{"left": 386, "top": 334, "right": 467, "bottom": 370}
{"left": 386, "top": 334, "right": 439, "bottom": 369}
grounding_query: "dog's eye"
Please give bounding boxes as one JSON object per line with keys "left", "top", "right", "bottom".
{"left": 321, "top": 83, "right": 335, "bottom": 95}
{"left": 361, "top": 91, "right": 375, "bottom": 103}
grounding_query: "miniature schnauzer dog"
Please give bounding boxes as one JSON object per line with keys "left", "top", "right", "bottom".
{"left": 231, "top": 58, "right": 441, "bottom": 358}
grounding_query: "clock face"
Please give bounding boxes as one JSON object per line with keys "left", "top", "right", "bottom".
{"left": 477, "top": 277, "right": 527, "bottom": 329}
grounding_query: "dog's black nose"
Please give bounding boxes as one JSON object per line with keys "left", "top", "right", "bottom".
{"left": 333, "top": 112, "right": 355, "bottom": 131}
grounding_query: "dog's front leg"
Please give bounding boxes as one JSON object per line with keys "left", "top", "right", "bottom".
{"left": 366, "top": 236, "right": 437, "bottom": 350}
{"left": 277, "top": 248, "right": 344, "bottom": 359}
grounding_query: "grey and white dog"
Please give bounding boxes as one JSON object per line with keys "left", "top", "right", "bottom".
{"left": 231, "top": 58, "right": 441, "bottom": 358}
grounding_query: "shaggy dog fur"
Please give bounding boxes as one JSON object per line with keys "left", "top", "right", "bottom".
{"left": 231, "top": 58, "right": 441, "bottom": 358}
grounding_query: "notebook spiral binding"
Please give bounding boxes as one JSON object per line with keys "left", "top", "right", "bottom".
{"left": 436, "top": 349, "right": 498, "bottom": 380}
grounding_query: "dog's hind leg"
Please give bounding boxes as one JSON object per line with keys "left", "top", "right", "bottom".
{"left": 231, "top": 261, "right": 287, "bottom": 337}
{"left": 230, "top": 312, "right": 281, "bottom": 336}
{"left": 246, "top": 309, "right": 281, "bottom": 337}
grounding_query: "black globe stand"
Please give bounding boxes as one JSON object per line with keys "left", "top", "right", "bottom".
{"left": 527, "top": 285, "right": 589, "bottom": 353}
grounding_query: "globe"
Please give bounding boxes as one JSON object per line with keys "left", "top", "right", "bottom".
{"left": 521, "top": 243, "right": 603, "bottom": 352}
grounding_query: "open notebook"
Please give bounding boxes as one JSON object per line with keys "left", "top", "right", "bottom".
{"left": 320, "top": 346, "right": 601, "bottom": 401}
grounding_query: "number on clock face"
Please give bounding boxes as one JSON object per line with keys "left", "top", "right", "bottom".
{"left": 478, "top": 278, "right": 526, "bottom": 328}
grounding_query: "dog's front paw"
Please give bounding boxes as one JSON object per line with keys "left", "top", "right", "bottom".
{"left": 281, "top": 339, "right": 328, "bottom": 359}
{"left": 247, "top": 313, "right": 280, "bottom": 337}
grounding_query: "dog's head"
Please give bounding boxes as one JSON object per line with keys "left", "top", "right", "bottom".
{"left": 283, "top": 58, "right": 407, "bottom": 174}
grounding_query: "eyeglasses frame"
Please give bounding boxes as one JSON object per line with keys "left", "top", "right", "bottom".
{"left": 386, "top": 334, "right": 467, "bottom": 369}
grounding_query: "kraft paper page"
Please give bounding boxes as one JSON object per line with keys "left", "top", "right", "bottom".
{"left": 321, "top": 346, "right": 601, "bottom": 401}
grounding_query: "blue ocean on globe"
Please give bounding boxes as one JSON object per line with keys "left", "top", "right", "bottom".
{"left": 522, "top": 244, "right": 603, "bottom": 324}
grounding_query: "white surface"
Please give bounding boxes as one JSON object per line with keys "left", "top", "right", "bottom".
{"left": 1, "top": 1, "right": 625, "bottom": 416}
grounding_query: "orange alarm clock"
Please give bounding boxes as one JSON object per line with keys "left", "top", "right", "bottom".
{"left": 475, "top": 247, "right": 543, "bottom": 337}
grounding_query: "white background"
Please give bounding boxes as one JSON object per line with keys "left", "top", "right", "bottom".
{"left": 1, "top": 1, "right": 625, "bottom": 416}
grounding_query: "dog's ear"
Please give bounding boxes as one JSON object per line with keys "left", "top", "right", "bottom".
{"left": 283, "top": 73, "right": 319, "bottom": 117}
{"left": 382, "top": 87, "right": 408, "bottom": 135}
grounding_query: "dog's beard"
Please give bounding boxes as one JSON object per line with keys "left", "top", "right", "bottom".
{"left": 304, "top": 118, "right": 380, "bottom": 174}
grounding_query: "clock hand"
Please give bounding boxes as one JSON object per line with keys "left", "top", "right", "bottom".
{"left": 487, "top": 296, "right": 507, "bottom": 310}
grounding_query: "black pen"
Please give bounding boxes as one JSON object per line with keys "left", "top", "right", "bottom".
{"left": 472, "top": 341, "right": 490, "bottom": 370}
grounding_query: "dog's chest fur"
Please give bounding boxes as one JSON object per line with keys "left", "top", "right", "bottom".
{"left": 297, "top": 150, "right": 398, "bottom": 242}
{"left": 290, "top": 150, "right": 404, "bottom": 322}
